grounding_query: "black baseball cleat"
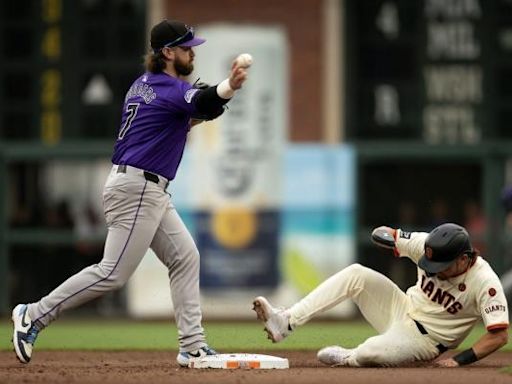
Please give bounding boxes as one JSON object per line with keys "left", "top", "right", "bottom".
{"left": 12, "top": 304, "right": 40, "bottom": 363}
{"left": 176, "top": 345, "right": 217, "bottom": 367}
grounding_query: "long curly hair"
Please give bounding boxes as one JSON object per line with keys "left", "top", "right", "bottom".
{"left": 144, "top": 51, "right": 167, "bottom": 73}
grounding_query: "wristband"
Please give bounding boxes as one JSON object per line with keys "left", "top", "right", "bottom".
{"left": 216, "top": 79, "right": 235, "bottom": 99}
{"left": 452, "top": 348, "right": 478, "bottom": 365}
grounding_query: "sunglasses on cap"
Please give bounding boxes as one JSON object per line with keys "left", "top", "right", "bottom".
{"left": 161, "top": 27, "right": 194, "bottom": 49}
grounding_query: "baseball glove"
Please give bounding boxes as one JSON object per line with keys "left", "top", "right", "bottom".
{"left": 371, "top": 227, "right": 396, "bottom": 249}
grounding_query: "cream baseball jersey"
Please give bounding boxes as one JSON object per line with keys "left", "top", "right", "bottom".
{"left": 394, "top": 230, "right": 509, "bottom": 348}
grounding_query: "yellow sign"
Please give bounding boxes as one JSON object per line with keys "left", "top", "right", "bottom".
{"left": 211, "top": 207, "right": 257, "bottom": 249}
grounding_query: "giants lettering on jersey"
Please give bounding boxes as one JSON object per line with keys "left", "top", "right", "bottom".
{"left": 484, "top": 304, "right": 506, "bottom": 314}
{"left": 420, "top": 275, "right": 463, "bottom": 314}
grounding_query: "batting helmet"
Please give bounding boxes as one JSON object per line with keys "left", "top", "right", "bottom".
{"left": 418, "top": 223, "right": 473, "bottom": 274}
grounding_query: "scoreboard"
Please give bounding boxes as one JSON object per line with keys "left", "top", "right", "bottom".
{"left": 345, "top": 0, "right": 512, "bottom": 143}
{"left": 345, "top": 0, "right": 512, "bottom": 279}
{"left": 0, "top": 0, "right": 146, "bottom": 143}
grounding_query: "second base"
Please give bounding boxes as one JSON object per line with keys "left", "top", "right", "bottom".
{"left": 189, "top": 353, "right": 289, "bottom": 369}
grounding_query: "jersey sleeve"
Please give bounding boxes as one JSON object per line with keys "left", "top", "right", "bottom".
{"left": 394, "top": 230, "right": 429, "bottom": 264}
{"left": 477, "top": 276, "right": 509, "bottom": 331}
{"left": 165, "top": 81, "right": 201, "bottom": 115}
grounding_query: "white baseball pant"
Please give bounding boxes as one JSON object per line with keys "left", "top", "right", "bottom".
{"left": 288, "top": 264, "right": 442, "bottom": 366}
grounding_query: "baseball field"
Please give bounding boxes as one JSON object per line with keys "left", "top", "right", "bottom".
{"left": 1, "top": 320, "right": 511, "bottom": 383}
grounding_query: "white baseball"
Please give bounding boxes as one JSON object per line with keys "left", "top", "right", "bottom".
{"left": 235, "top": 53, "right": 253, "bottom": 68}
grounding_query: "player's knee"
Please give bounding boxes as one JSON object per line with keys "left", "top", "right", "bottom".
{"left": 329, "top": 263, "right": 368, "bottom": 286}
{"left": 96, "top": 264, "right": 129, "bottom": 290}
{"left": 181, "top": 246, "right": 200, "bottom": 266}
{"left": 344, "top": 263, "right": 371, "bottom": 276}
{"left": 108, "top": 276, "right": 127, "bottom": 290}
{"left": 346, "top": 263, "right": 363, "bottom": 272}
{"left": 98, "top": 272, "right": 128, "bottom": 290}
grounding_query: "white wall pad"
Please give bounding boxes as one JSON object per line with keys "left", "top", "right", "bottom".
{"left": 189, "top": 353, "right": 289, "bottom": 369}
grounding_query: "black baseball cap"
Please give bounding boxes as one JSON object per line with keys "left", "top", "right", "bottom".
{"left": 418, "top": 223, "right": 473, "bottom": 274}
{"left": 150, "top": 20, "right": 205, "bottom": 52}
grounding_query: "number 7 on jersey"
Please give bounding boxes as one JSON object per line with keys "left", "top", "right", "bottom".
{"left": 118, "top": 103, "right": 140, "bottom": 140}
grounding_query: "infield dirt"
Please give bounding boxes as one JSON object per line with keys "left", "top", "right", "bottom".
{"left": 1, "top": 350, "right": 511, "bottom": 384}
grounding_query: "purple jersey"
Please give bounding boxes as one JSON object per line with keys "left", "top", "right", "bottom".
{"left": 112, "top": 72, "right": 201, "bottom": 180}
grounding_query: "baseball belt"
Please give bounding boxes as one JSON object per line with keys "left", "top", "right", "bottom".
{"left": 414, "top": 320, "right": 448, "bottom": 353}
{"left": 116, "top": 164, "right": 169, "bottom": 189}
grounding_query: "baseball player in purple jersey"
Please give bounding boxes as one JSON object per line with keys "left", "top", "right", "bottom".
{"left": 12, "top": 19, "right": 248, "bottom": 366}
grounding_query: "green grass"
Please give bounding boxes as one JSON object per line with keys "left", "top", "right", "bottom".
{"left": 0, "top": 319, "right": 509, "bottom": 351}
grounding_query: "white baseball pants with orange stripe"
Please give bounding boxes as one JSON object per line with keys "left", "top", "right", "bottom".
{"left": 288, "top": 264, "right": 442, "bottom": 366}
